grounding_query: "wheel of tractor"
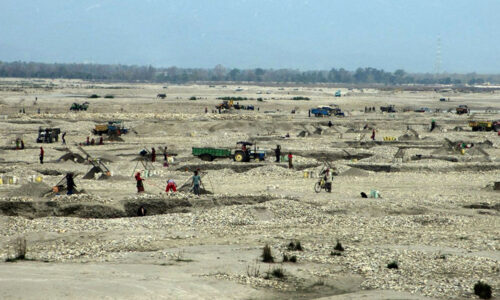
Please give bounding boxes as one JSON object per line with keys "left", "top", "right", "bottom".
{"left": 314, "top": 182, "right": 322, "bottom": 193}
{"left": 234, "top": 152, "right": 244, "bottom": 162}
{"left": 200, "top": 154, "right": 214, "bottom": 161}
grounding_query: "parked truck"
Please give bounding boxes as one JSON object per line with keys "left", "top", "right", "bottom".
{"left": 192, "top": 142, "right": 265, "bottom": 162}
{"left": 469, "top": 120, "right": 500, "bottom": 132}
{"left": 311, "top": 106, "right": 344, "bottom": 117}
{"left": 92, "top": 121, "right": 128, "bottom": 136}
{"left": 456, "top": 105, "right": 470, "bottom": 115}
{"left": 36, "top": 127, "right": 61, "bottom": 143}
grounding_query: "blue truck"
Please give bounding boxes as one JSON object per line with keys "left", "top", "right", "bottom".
{"left": 311, "top": 106, "right": 344, "bottom": 117}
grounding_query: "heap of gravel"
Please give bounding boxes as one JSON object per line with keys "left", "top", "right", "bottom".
{"left": 7, "top": 181, "right": 51, "bottom": 198}
{"left": 339, "top": 167, "right": 370, "bottom": 177}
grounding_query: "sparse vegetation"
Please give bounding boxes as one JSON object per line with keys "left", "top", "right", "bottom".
{"left": 88, "top": 94, "right": 100, "bottom": 98}
{"left": 189, "top": 96, "right": 197, "bottom": 100}
{"left": 287, "top": 240, "right": 303, "bottom": 251}
{"left": 387, "top": 261, "right": 399, "bottom": 269}
{"left": 292, "top": 96, "right": 310, "bottom": 100}
{"left": 104, "top": 94, "right": 114, "bottom": 98}
{"left": 262, "top": 244, "right": 274, "bottom": 263}
{"left": 334, "top": 240, "right": 344, "bottom": 252}
{"left": 5, "top": 237, "right": 27, "bottom": 262}
{"left": 217, "top": 96, "right": 249, "bottom": 101}
{"left": 271, "top": 266, "right": 285, "bottom": 278}
{"left": 246, "top": 262, "right": 260, "bottom": 277}
{"left": 474, "top": 281, "right": 492, "bottom": 299}
{"left": 282, "top": 254, "right": 297, "bottom": 263}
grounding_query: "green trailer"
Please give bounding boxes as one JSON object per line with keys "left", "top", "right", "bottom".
{"left": 192, "top": 147, "right": 232, "bottom": 161}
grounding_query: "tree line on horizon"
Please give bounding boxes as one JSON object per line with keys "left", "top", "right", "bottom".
{"left": 0, "top": 61, "right": 497, "bottom": 85}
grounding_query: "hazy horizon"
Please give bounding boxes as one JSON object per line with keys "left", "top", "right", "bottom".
{"left": 1, "top": 0, "right": 499, "bottom": 73}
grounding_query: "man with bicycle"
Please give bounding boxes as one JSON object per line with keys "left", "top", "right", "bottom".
{"left": 322, "top": 168, "right": 333, "bottom": 193}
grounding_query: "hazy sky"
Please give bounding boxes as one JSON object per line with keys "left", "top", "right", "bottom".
{"left": 1, "top": 0, "right": 499, "bottom": 73}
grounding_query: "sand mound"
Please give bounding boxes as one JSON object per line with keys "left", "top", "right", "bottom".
{"left": 339, "top": 167, "right": 370, "bottom": 177}
{"left": 8, "top": 182, "right": 51, "bottom": 198}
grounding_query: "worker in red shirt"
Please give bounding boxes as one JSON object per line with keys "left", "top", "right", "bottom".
{"left": 39, "top": 146, "right": 44, "bottom": 164}
{"left": 135, "top": 172, "right": 144, "bottom": 193}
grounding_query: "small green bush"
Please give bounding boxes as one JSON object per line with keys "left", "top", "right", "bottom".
{"left": 262, "top": 244, "right": 274, "bottom": 263}
{"left": 387, "top": 261, "right": 398, "bottom": 269}
{"left": 292, "top": 96, "right": 310, "bottom": 100}
{"left": 104, "top": 95, "right": 114, "bottom": 99}
{"left": 217, "top": 96, "right": 248, "bottom": 101}
{"left": 88, "top": 94, "right": 100, "bottom": 98}
{"left": 289, "top": 255, "right": 297, "bottom": 263}
{"left": 271, "top": 267, "right": 285, "bottom": 278}
{"left": 257, "top": 97, "right": 263, "bottom": 101}
{"left": 334, "top": 240, "right": 344, "bottom": 252}
{"left": 283, "top": 254, "right": 289, "bottom": 262}
{"left": 287, "top": 241, "right": 303, "bottom": 251}
{"left": 330, "top": 251, "right": 342, "bottom": 256}
{"left": 474, "top": 281, "right": 492, "bottom": 299}
{"left": 189, "top": 96, "right": 197, "bottom": 100}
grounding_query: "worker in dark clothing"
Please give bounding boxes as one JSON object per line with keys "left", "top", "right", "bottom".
{"left": 328, "top": 121, "right": 333, "bottom": 127}
{"left": 86, "top": 136, "right": 90, "bottom": 146}
{"left": 45, "top": 129, "right": 50, "bottom": 143}
{"left": 430, "top": 119, "right": 436, "bottom": 132}
{"left": 66, "top": 173, "right": 76, "bottom": 195}
{"left": 90, "top": 138, "right": 95, "bottom": 145}
{"left": 371, "top": 129, "right": 376, "bottom": 141}
{"left": 39, "top": 147, "right": 44, "bottom": 164}
{"left": 99, "top": 136, "right": 103, "bottom": 145}
{"left": 288, "top": 152, "right": 293, "bottom": 169}
{"left": 20, "top": 139, "right": 24, "bottom": 150}
{"left": 61, "top": 132, "right": 66, "bottom": 145}
{"left": 151, "top": 147, "right": 156, "bottom": 162}
{"left": 135, "top": 172, "right": 145, "bottom": 193}
{"left": 275, "top": 145, "right": 281, "bottom": 163}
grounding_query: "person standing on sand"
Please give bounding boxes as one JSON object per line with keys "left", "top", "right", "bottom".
{"left": 135, "top": 172, "right": 145, "bottom": 193}
{"left": 21, "top": 139, "right": 24, "bottom": 150}
{"left": 66, "top": 173, "right": 76, "bottom": 195}
{"left": 39, "top": 146, "right": 44, "bottom": 164}
{"left": 151, "top": 147, "right": 156, "bottom": 162}
{"left": 192, "top": 170, "right": 202, "bottom": 196}
{"left": 274, "top": 145, "right": 281, "bottom": 163}
{"left": 371, "top": 129, "right": 376, "bottom": 141}
{"left": 288, "top": 152, "right": 293, "bottom": 169}
{"left": 61, "top": 132, "right": 66, "bottom": 145}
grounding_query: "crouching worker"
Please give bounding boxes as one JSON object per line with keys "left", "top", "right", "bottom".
{"left": 135, "top": 172, "right": 145, "bottom": 193}
{"left": 165, "top": 179, "right": 177, "bottom": 193}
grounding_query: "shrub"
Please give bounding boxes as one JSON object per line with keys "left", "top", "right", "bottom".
{"left": 257, "top": 97, "right": 263, "bottom": 101}
{"left": 330, "top": 251, "right": 342, "bottom": 256}
{"left": 88, "top": 94, "right": 100, "bottom": 98}
{"left": 262, "top": 244, "right": 274, "bottom": 263}
{"left": 6, "top": 237, "right": 26, "bottom": 262}
{"left": 289, "top": 255, "right": 297, "bottom": 263}
{"left": 287, "top": 241, "right": 303, "bottom": 251}
{"left": 104, "top": 95, "right": 114, "bottom": 99}
{"left": 387, "top": 261, "right": 398, "bottom": 269}
{"left": 334, "top": 240, "right": 344, "bottom": 252}
{"left": 271, "top": 267, "right": 285, "bottom": 278}
{"left": 292, "top": 96, "right": 310, "bottom": 100}
{"left": 474, "top": 281, "right": 492, "bottom": 299}
{"left": 283, "top": 254, "right": 289, "bottom": 262}
{"left": 217, "top": 96, "right": 248, "bottom": 101}
{"left": 189, "top": 96, "right": 197, "bottom": 100}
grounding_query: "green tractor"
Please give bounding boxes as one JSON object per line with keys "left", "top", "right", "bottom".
{"left": 70, "top": 102, "right": 89, "bottom": 111}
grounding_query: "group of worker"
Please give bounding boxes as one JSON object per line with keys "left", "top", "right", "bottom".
{"left": 134, "top": 170, "right": 202, "bottom": 196}
{"left": 274, "top": 145, "right": 293, "bottom": 168}
{"left": 84, "top": 136, "right": 104, "bottom": 146}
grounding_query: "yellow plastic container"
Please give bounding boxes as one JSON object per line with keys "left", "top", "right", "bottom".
{"left": 303, "top": 171, "right": 309, "bottom": 178}
{"left": 35, "top": 176, "right": 43, "bottom": 183}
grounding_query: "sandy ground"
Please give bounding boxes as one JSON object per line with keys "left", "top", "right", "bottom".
{"left": 0, "top": 79, "right": 499, "bottom": 299}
